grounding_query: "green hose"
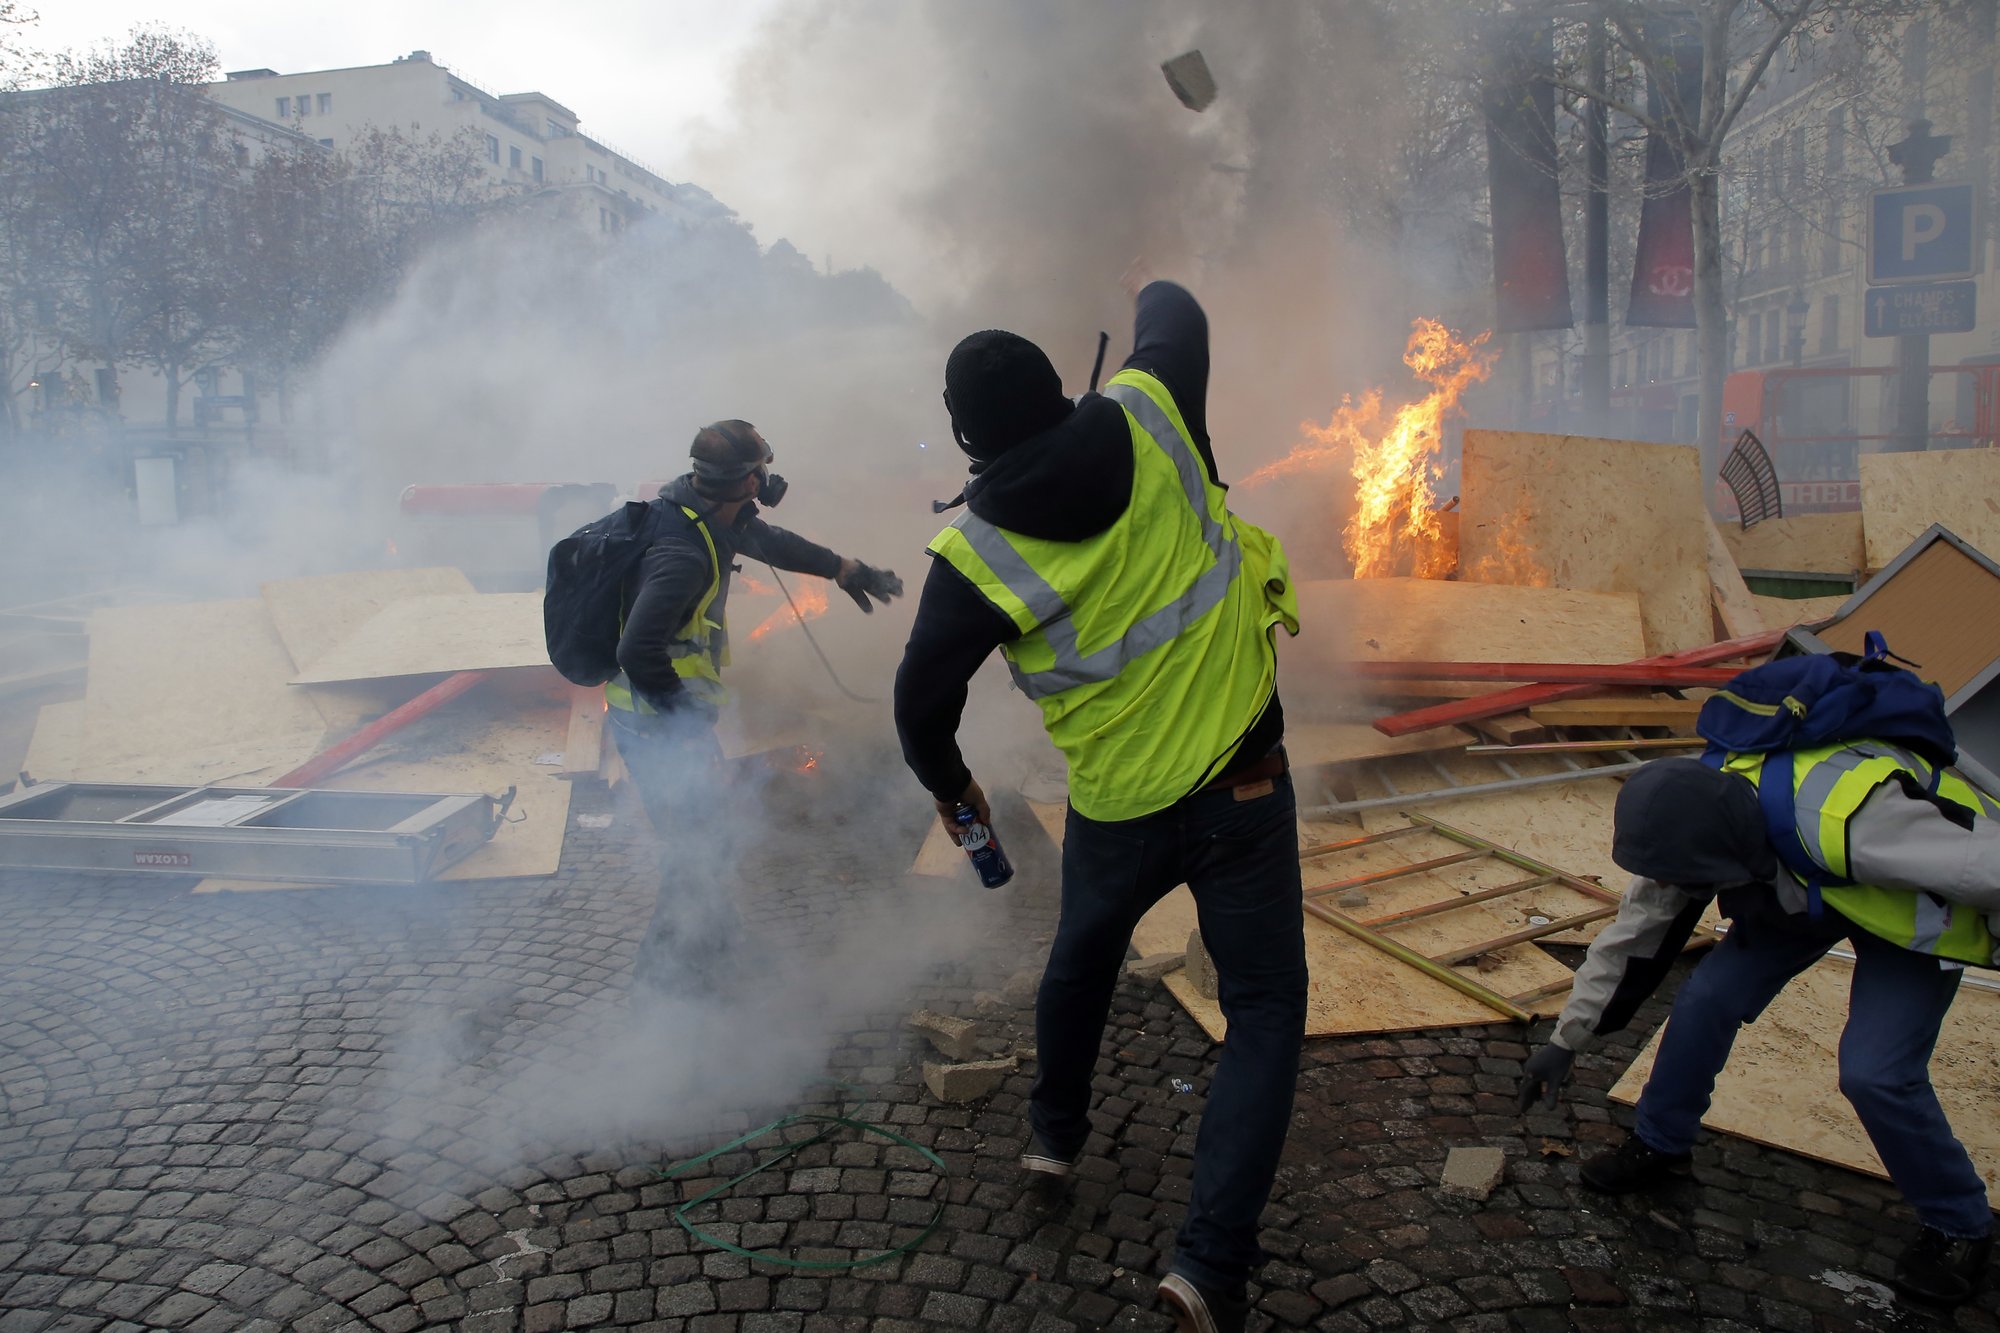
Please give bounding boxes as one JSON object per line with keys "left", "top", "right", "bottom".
{"left": 656, "top": 1111, "right": 948, "bottom": 1269}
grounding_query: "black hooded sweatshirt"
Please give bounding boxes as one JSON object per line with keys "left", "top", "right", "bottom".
{"left": 893, "top": 281, "right": 1284, "bottom": 808}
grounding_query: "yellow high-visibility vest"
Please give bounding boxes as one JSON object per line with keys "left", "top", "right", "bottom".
{"left": 605, "top": 505, "right": 728, "bottom": 715}
{"left": 1726, "top": 740, "right": 1998, "bottom": 965}
{"left": 928, "top": 368, "right": 1299, "bottom": 821}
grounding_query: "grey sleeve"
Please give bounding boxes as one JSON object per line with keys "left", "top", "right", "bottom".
{"left": 1553, "top": 877, "right": 1709, "bottom": 1054}
{"left": 1844, "top": 775, "right": 2000, "bottom": 913}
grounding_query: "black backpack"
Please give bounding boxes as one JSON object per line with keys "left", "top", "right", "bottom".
{"left": 543, "top": 498, "right": 706, "bottom": 686}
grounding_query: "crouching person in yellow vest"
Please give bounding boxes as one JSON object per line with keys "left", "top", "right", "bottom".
{"left": 609, "top": 420, "right": 901, "bottom": 1000}
{"left": 1516, "top": 749, "right": 2000, "bottom": 1306}
{"left": 892, "top": 271, "right": 1304, "bottom": 1333}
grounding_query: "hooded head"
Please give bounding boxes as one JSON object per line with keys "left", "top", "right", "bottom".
{"left": 943, "top": 330, "right": 1073, "bottom": 463}
{"left": 1611, "top": 758, "right": 1777, "bottom": 888}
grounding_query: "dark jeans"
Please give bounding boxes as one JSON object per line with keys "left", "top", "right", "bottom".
{"left": 1636, "top": 887, "right": 1991, "bottom": 1238}
{"left": 606, "top": 705, "right": 742, "bottom": 998}
{"left": 1033, "top": 771, "right": 1308, "bottom": 1295}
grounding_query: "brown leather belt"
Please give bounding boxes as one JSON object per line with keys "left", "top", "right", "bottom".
{"left": 1200, "top": 747, "right": 1287, "bottom": 794}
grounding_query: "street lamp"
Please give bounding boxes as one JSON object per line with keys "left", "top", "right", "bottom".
{"left": 1786, "top": 291, "right": 1810, "bottom": 368}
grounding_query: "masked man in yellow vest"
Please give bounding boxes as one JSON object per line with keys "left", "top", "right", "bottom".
{"left": 609, "top": 420, "right": 901, "bottom": 998}
{"left": 893, "top": 274, "right": 1305, "bottom": 1333}
{"left": 1517, "top": 754, "right": 2000, "bottom": 1306}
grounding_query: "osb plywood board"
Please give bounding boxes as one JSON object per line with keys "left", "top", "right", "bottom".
{"left": 911, "top": 819, "right": 967, "bottom": 879}
{"left": 22, "top": 699, "right": 84, "bottom": 778}
{"left": 1752, "top": 594, "right": 1849, "bottom": 629}
{"left": 1815, "top": 538, "right": 2000, "bottom": 700}
{"left": 1460, "top": 431, "right": 1711, "bottom": 655}
{"left": 261, "top": 567, "right": 477, "bottom": 673}
{"left": 195, "top": 704, "right": 572, "bottom": 892}
{"left": 291, "top": 593, "right": 548, "bottom": 684}
{"left": 1721, "top": 513, "right": 1865, "bottom": 576}
{"left": 80, "top": 599, "right": 327, "bottom": 784}
{"left": 1610, "top": 955, "right": 2000, "bottom": 1203}
{"left": 1860, "top": 451, "right": 2000, "bottom": 572}
{"left": 1290, "top": 578, "right": 1647, "bottom": 670}
{"left": 1136, "top": 885, "right": 1548, "bottom": 1041}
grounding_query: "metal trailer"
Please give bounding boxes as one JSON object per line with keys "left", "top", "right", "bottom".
{"left": 0, "top": 781, "right": 509, "bottom": 885}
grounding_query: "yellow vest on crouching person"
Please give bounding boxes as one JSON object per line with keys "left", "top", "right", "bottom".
{"left": 1724, "top": 740, "right": 1999, "bottom": 966}
{"left": 927, "top": 368, "right": 1300, "bottom": 822}
{"left": 604, "top": 505, "right": 729, "bottom": 715}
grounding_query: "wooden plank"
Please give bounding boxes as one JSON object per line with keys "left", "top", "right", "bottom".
{"left": 1285, "top": 722, "right": 1475, "bottom": 770}
{"left": 291, "top": 593, "right": 548, "bottom": 684}
{"left": 561, "top": 685, "right": 606, "bottom": 778}
{"left": 80, "top": 600, "right": 326, "bottom": 786}
{"left": 1610, "top": 954, "right": 2000, "bottom": 1202}
{"left": 1468, "top": 713, "right": 1549, "bottom": 746}
{"left": 1720, "top": 512, "right": 1865, "bottom": 576}
{"left": 261, "top": 567, "right": 477, "bottom": 674}
{"left": 1459, "top": 431, "right": 1712, "bottom": 654}
{"left": 1859, "top": 450, "right": 2000, "bottom": 572}
{"left": 1374, "top": 629, "right": 1784, "bottom": 737}
{"left": 1288, "top": 578, "right": 1647, "bottom": 676}
{"left": 1526, "top": 694, "right": 1705, "bottom": 728}
{"left": 1705, "top": 513, "right": 1765, "bottom": 640}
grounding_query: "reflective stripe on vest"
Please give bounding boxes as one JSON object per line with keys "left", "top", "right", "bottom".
{"left": 927, "top": 369, "right": 1299, "bottom": 822}
{"left": 1725, "top": 742, "right": 1998, "bottom": 966}
{"left": 605, "top": 505, "right": 728, "bottom": 715}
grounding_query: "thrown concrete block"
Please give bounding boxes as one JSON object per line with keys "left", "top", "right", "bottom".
{"left": 1001, "top": 969, "right": 1040, "bottom": 1007}
{"left": 923, "top": 1058, "right": 1015, "bottom": 1104}
{"left": 908, "top": 1009, "right": 980, "bottom": 1062}
{"left": 1161, "top": 49, "right": 1217, "bottom": 112}
{"left": 1336, "top": 890, "right": 1369, "bottom": 909}
{"left": 972, "top": 990, "right": 1007, "bottom": 1015}
{"left": 1184, "top": 929, "right": 1218, "bottom": 1000}
{"left": 1440, "top": 1146, "right": 1507, "bottom": 1201}
{"left": 1125, "top": 952, "right": 1185, "bottom": 983}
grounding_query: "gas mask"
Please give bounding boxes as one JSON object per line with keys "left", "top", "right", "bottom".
{"left": 755, "top": 465, "right": 788, "bottom": 508}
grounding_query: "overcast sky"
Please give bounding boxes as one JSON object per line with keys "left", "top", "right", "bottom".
{"left": 19, "top": 0, "right": 781, "bottom": 180}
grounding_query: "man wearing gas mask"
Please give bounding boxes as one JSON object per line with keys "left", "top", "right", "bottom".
{"left": 607, "top": 419, "right": 901, "bottom": 997}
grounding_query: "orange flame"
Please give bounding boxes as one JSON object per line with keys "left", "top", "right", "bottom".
{"left": 1249, "top": 319, "right": 1496, "bottom": 580}
{"left": 738, "top": 574, "right": 777, "bottom": 597}
{"left": 748, "top": 582, "right": 830, "bottom": 641}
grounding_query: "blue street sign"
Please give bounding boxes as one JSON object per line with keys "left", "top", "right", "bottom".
{"left": 1863, "top": 281, "right": 1977, "bottom": 337}
{"left": 1869, "top": 183, "right": 1980, "bottom": 284}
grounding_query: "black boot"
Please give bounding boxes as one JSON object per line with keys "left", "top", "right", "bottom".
{"left": 1579, "top": 1133, "right": 1694, "bottom": 1193}
{"left": 1894, "top": 1226, "right": 1993, "bottom": 1306}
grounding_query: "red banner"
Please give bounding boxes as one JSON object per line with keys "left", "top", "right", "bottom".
{"left": 1483, "top": 19, "right": 1573, "bottom": 332}
{"left": 1627, "top": 28, "right": 1703, "bottom": 328}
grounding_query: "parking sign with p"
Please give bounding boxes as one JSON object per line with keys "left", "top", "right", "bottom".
{"left": 1869, "top": 183, "right": 1979, "bottom": 285}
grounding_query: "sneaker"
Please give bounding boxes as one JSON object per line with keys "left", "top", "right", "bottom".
{"left": 1157, "top": 1273, "right": 1249, "bottom": 1333}
{"left": 1019, "top": 1134, "right": 1076, "bottom": 1184}
{"left": 1894, "top": 1226, "right": 1993, "bottom": 1306}
{"left": 1578, "top": 1133, "right": 1694, "bottom": 1193}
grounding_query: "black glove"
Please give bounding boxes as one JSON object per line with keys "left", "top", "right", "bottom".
{"left": 836, "top": 561, "right": 904, "bottom": 613}
{"left": 1516, "top": 1042, "right": 1575, "bottom": 1113}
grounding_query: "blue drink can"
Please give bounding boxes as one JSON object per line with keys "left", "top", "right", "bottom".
{"left": 953, "top": 804, "right": 1014, "bottom": 889}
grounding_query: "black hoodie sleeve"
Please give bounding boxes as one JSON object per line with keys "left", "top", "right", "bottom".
{"left": 894, "top": 558, "right": 1018, "bottom": 804}
{"left": 731, "top": 514, "right": 843, "bottom": 579}
{"left": 1123, "top": 280, "right": 1218, "bottom": 487}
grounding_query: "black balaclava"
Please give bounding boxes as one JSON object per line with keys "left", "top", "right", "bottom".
{"left": 1611, "top": 758, "right": 1778, "bottom": 887}
{"left": 943, "top": 330, "right": 1073, "bottom": 467}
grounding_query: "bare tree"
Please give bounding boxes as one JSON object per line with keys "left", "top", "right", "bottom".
{"left": 18, "top": 28, "right": 238, "bottom": 431}
{"left": 1535, "top": 0, "right": 1919, "bottom": 485}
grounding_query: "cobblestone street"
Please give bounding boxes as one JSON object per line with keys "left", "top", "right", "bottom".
{"left": 1, "top": 749, "right": 1995, "bottom": 1332}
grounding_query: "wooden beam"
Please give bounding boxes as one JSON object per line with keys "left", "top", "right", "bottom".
{"left": 1468, "top": 713, "right": 1550, "bottom": 746}
{"left": 1335, "top": 661, "right": 1740, "bottom": 687}
{"left": 1372, "top": 628, "right": 1787, "bottom": 738}
{"left": 1706, "top": 513, "right": 1765, "bottom": 640}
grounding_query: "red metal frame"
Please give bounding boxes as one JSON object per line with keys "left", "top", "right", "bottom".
{"left": 1338, "top": 662, "right": 1742, "bottom": 687}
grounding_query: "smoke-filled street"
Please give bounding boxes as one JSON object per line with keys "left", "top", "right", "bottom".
{"left": 0, "top": 761, "right": 1983, "bottom": 1331}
